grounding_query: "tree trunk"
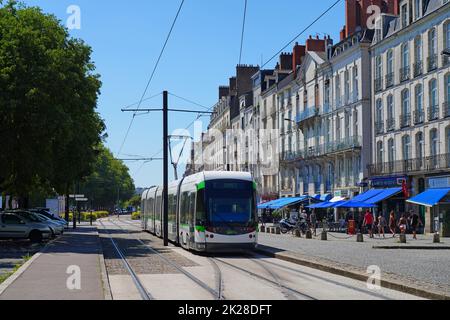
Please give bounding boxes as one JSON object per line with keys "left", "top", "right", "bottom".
{"left": 65, "top": 186, "right": 70, "bottom": 222}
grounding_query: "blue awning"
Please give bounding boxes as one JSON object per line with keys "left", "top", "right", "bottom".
{"left": 312, "top": 194, "right": 321, "bottom": 200}
{"left": 258, "top": 196, "right": 310, "bottom": 210}
{"left": 307, "top": 202, "right": 324, "bottom": 209}
{"left": 335, "top": 201, "right": 378, "bottom": 208}
{"left": 351, "top": 189, "right": 385, "bottom": 202}
{"left": 365, "top": 188, "right": 403, "bottom": 204}
{"left": 406, "top": 189, "right": 450, "bottom": 207}
{"left": 320, "top": 194, "right": 333, "bottom": 202}
{"left": 323, "top": 201, "right": 346, "bottom": 208}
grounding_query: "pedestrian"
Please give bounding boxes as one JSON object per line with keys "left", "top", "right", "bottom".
{"left": 398, "top": 214, "right": 408, "bottom": 235}
{"left": 261, "top": 210, "right": 267, "bottom": 227}
{"left": 363, "top": 210, "right": 374, "bottom": 238}
{"left": 409, "top": 210, "right": 423, "bottom": 240}
{"left": 389, "top": 211, "right": 396, "bottom": 237}
{"left": 310, "top": 210, "right": 317, "bottom": 236}
{"left": 378, "top": 214, "right": 387, "bottom": 238}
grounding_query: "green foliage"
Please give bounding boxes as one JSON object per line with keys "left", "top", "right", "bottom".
{"left": 0, "top": 1, "right": 105, "bottom": 207}
{"left": 132, "top": 211, "right": 140, "bottom": 220}
{"left": 81, "top": 146, "right": 135, "bottom": 210}
{"left": 124, "top": 194, "right": 141, "bottom": 208}
{"left": 68, "top": 210, "right": 109, "bottom": 222}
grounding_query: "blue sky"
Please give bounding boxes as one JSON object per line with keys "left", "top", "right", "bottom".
{"left": 22, "top": 0, "right": 345, "bottom": 188}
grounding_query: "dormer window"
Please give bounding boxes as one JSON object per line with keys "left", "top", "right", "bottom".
{"left": 401, "top": 3, "right": 408, "bottom": 28}
{"left": 414, "top": 0, "right": 422, "bottom": 20}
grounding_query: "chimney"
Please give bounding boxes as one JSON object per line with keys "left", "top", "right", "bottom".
{"left": 292, "top": 42, "right": 306, "bottom": 72}
{"left": 219, "top": 86, "right": 229, "bottom": 100}
{"left": 279, "top": 53, "right": 293, "bottom": 71}
{"left": 306, "top": 35, "right": 326, "bottom": 52}
{"left": 229, "top": 77, "right": 237, "bottom": 95}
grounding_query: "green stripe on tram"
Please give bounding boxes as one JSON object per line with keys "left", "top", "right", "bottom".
{"left": 195, "top": 226, "right": 206, "bottom": 232}
{"left": 197, "top": 181, "right": 205, "bottom": 191}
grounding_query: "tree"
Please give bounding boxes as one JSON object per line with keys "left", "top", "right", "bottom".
{"left": 81, "top": 146, "right": 135, "bottom": 211}
{"left": 0, "top": 1, "right": 105, "bottom": 208}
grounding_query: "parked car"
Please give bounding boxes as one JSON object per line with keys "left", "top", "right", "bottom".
{"left": 10, "top": 210, "right": 64, "bottom": 238}
{"left": 0, "top": 212, "right": 52, "bottom": 243}
{"left": 30, "top": 209, "right": 69, "bottom": 228}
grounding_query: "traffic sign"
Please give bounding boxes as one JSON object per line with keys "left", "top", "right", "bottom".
{"left": 69, "top": 194, "right": 85, "bottom": 198}
{"left": 75, "top": 198, "right": 88, "bottom": 202}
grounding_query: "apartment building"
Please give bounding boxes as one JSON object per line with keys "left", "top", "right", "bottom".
{"left": 370, "top": 0, "right": 450, "bottom": 232}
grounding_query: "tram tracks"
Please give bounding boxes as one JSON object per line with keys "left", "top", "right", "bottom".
{"left": 98, "top": 220, "right": 153, "bottom": 300}
{"left": 106, "top": 218, "right": 225, "bottom": 300}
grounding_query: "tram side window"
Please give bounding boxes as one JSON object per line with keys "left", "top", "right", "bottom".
{"left": 156, "top": 196, "right": 162, "bottom": 220}
{"left": 168, "top": 194, "right": 176, "bottom": 222}
{"left": 196, "top": 189, "right": 206, "bottom": 225}
{"left": 189, "top": 192, "right": 196, "bottom": 226}
{"left": 180, "top": 191, "right": 189, "bottom": 225}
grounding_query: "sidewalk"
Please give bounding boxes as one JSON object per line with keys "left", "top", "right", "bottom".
{"left": 0, "top": 224, "right": 108, "bottom": 300}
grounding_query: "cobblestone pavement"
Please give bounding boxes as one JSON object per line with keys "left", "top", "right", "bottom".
{"left": 257, "top": 230, "right": 450, "bottom": 291}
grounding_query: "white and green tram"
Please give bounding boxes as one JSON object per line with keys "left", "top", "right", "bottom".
{"left": 141, "top": 171, "right": 258, "bottom": 252}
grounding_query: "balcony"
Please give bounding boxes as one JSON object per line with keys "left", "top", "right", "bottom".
{"left": 296, "top": 106, "right": 319, "bottom": 125}
{"left": 374, "top": 77, "right": 383, "bottom": 92}
{"left": 400, "top": 66, "right": 410, "bottom": 82}
{"left": 428, "top": 106, "right": 439, "bottom": 121}
{"left": 413, "top": 110, "right": 425, "bottom": 125}
{"left": 427, "top": 54, "right": 438, "bottom": 72}
{"left": 375, "top": 121, "right": 384, "bottom": 135}
{"left": 386, "top": 117, "right": 396, "bottom": 131}
{"left": 444, "top": 102, "right": 450, "bottom": 118}
{"left": 368, "top": 154, "right": 450, "bottom": 177}
{"left": 413, "top": 61, "right": 423, "bottom": 77}
{"left": 399, "top": 114, "right": 411, "bottom": 128}
{"left": 385, "top": 72, "right": 394, "bottom": 88}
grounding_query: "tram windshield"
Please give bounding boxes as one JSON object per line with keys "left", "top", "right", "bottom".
{"left": 204, "top": 180, "right": 256, "bottom": 232}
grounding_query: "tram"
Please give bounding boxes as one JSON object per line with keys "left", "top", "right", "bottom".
{"left": 141, "top": 171, "right": 258, "bottom": 252}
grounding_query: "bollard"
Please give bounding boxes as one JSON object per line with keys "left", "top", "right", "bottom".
{"left": 357, "top": 233, "right": 364, "bottom": 242}
{"left": 433, "top": 233, "right": 440, "bottom": 243}
{"left": 321, "top": 231, "right": 327, "bottom": 241}
{"left": 271, "top": 227, "right": 276, "bottom": 234}
{"left": 306, "top": 230, "right": 312, "bottom": 239}
{"left": 260, "top": 225, "right": 265, "bottom": 233}
{"left": 399, "top": 234, "right": 407, "bottom": 244}
{"left": 276, "top": 227, "right": 281, "bottom": 235}
{"left": 295, "top": 229, "right": 301, "bottom": 238}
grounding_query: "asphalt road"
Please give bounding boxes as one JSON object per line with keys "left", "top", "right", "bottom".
{"left": 99, "top": 217, "right": 423, "bottom": 300}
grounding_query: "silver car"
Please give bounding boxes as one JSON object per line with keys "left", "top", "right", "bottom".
{"left": 12, "top": 211, "right": 64, "bottom": 237}
{"left": 0, "top": 212, "right": 52, "bottom": 243}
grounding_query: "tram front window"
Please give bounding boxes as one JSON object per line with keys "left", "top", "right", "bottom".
{"left": 205, "top": 180, "right": 256, "bottom": 235}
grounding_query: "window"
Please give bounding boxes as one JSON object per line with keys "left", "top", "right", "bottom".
{"left": 376, "top": 98, "right": 383, "bottom": 125}
{"left": 415, "top": 84, "right": 423, "bottom": 112}
{"left": 2, "top": 214, "right": 23, "bottom": 225}
{"left": 402, "top": 135, "right": 411, "bottom": 160}
{"left": 402, "top": 89, "right": 410, "bottom": 116}
{"left": 352, "top": 66, "right": 359, "bottom": 101}
{"left": 401, "top": 4, "right": 408, "bottom": 28}
{"left": 446, "top": 21, "right": 450, "bottom": 50}
{"left": 416, "top": 132, "right": 424, "bottom": 159}
{"left": 353, "top": 110, "right": 359, "bottom": 137}
{"left": 447, "top": 127, "right": 450, "bottom": 154}
{"left": 377, "top": 141, "right": 384, "bottom": 163}
{"left": 429, "top": 28, "right": 437, "bottom": 56}
{"left": 387, "top": 50, "right": 394, "bottom": 74}
{"left": 414, "top": 36, "right": 422, "bottom": 63}
{"left": 429, "top": 79, "right": 438, "bottom": 115}
{"left": 345, "top": 70, "right": 350, "bottom": 103}
{"left": 430, "top": 129, "right": 438, "bottom": 157}
{"left": 414, "top": 0, "right": 421, "bottom": 20}
{"left": 446, "top": 74, "right": 450, "bottom": 102}
{"left": 388, "top": 139, "right": 395, "bottom": 163}
{"left": 376, "top": 56, "right": 383, "bottom": 79}
{"left": 402, "top": 43, "right": 410, "bottom": 68}
{"left": 387, "top": 95, "right": 394, "bottom": 120}
{"left": 335, "top": 74, "right": 341, "bottom": 106}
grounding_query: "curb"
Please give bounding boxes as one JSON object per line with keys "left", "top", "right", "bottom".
{"left": 373, "top": 245, "right": 450, "bottom": 250}
{"left": 95, "top": 222, "right": 113, "bottom": 300}
{"left": 255, "top": 245, "right": 450, "bottom": 300}
{"left": 0, "top": 240, "right": 54, "bottom": 297}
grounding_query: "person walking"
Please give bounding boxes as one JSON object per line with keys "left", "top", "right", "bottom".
{"left": 378, "top": 214, "right": 387, "bottom": 238}
{"left": 310, "top": 210, "right": 317, "bottom": 236}
{"left": 363, "top": 210, "right": 374, "bottom": 238}
{"left": 409, "top": 210, "right": 423, "bottom": 240}
{"left": 389, "top": 211, "right": 396, "bottom": 237}
{"left": 398, "top": 214, "right": 408, "bottom": 235}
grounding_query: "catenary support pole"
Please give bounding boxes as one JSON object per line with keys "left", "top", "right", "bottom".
{"left": 163, "top": 91, "right": 169, "bottom": 247}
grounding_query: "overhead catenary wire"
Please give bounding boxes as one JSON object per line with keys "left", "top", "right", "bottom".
{"left": 117, "top": 0, "right": 186, "bottom": 156}
{"left": 261, "top": 0, "right": 343, "bottom": 69}
{"left": 238, "top": 0, "right": 248, "bottom": 65}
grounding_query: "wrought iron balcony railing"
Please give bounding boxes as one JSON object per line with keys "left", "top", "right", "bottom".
{"left": 428, "top": 54, "right": 438, "bottom": 72}
{"left": 375, "top": 77, "right": 383, "bottom": 92}
{"left": 400, "top": 66, "right": 410, "bottom": 82}
{"left": 444, "top": 102, "right": 450, "bottom": 118}
{"left": 375, "top": 121, "right": 384, "bottom": 135}
{"left": 296, "top": 106, "right": 320, "bottom": 124}
{"left": 428, "top": 106, "right": 439, "bottom": 121}
{"left": 413, "top": 61, "right": 423, "bottom": 77}
{"left": 368, "top": 154, "right": 450, "bottom": 176}
{"left": 386, "top": 117, "right": 396, "bottom": 131}
{"left": 400, "top": 114, "right": 411, "bottom": 128}
{"left": 414, "top": 110, "right": 425, "bottom": 125}
{"left": 385, "top": 72, "right": 394, "bottom": 88}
